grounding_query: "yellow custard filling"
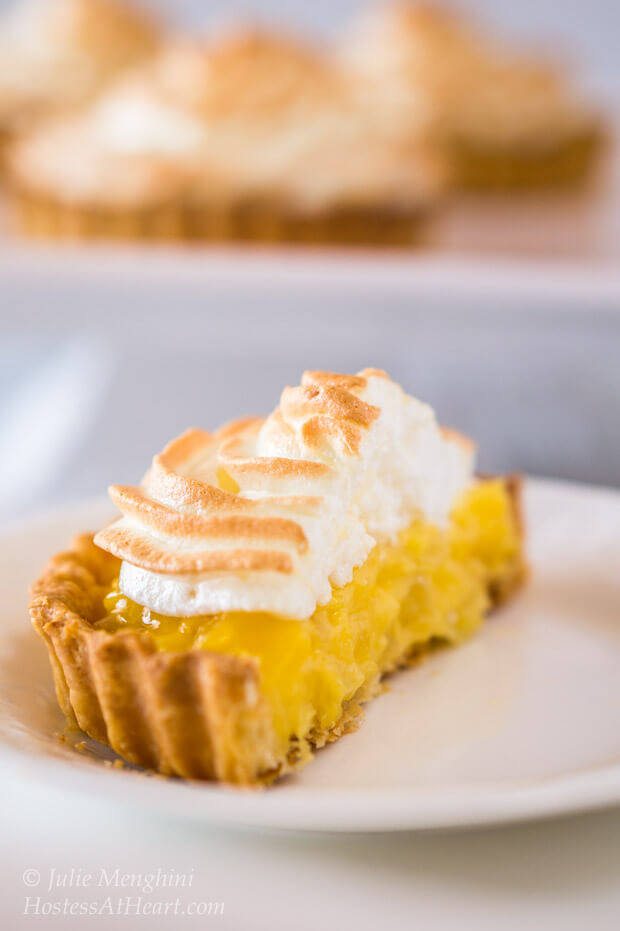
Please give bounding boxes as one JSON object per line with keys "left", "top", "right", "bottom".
{"left": 97, "top": 480, "right": 521, "bottom": 749}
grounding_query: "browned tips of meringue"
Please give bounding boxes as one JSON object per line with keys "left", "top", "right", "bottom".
{"left": 95, "top": 369, "right": 389, "bottom": 575}
{"left": 108, "top": 485, "right": 308, "bottom": 552}
{"left": 94, "top": 523, "right": 295, "bottom": 575}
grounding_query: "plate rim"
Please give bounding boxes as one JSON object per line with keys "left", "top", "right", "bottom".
{"left": 3, "top": 476, "right": 620, "bottom": 833}
{"left": 2, "top": 735, "right": 620, "bottom": 833}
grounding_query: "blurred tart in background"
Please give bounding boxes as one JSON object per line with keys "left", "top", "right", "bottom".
{"left": 342, "top": 3, "right": 604, "bottom": 191}
{"left": 0, "top": 0, "right": 161, "bottom": 159}
{"left": 6, "top": 41, "right": 215, "bottom": 237}
{"left": 171, "top": 28, "right": 446, "bottom": 245}
{"left": 29, "top": 369, "right": 527, "bottom": 784}
{"left": 7, "top": 29, "right": 446, "bottom": 246}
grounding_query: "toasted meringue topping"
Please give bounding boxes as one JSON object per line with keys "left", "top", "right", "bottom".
{"left": 342, "top": 3, "right": 594, "bottom": 148}
{"left": 0, "top": 0, "right": 159, "bottom": 124}
{"left": 9, "top": 25, "right": 443, "bottom": 209}
{"left": 95, "top": 370, "right": 475, "bottom": 619}
{"left": 88, "top": 76, "right": 209, "bottom": 157}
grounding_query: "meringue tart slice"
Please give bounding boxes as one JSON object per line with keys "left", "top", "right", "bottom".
{"left": 29, "top": 370, "right": 526, "bottom": 785}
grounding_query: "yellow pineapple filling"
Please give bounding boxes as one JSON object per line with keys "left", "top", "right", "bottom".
{"left": 98, "top": 480, "right": 521, "bottom": 751}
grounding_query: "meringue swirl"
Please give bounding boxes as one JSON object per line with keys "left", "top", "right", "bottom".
{"left": 95, "top": 370, "right": 475, "bottom": 619}
{"left": 342, "top": 3, "right": 594, "bottom": 149}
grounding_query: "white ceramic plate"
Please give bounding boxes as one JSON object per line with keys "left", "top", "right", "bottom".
{"left": 1, "top": 479, "right": 620, "bottom": 832}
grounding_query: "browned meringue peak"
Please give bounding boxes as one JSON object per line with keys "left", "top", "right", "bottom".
{"left": 341, "top": 3, "right": 484, "bottom": 110}
{"left": 6, "top": 41, "right": 217, "bottom": 207}
{"left": 343, "top": 2, "right": 596, "bottom": 148}
{"left": 117, "top": 39, "right": 214, "bottom": 122}
{"left": 357, "top": 2, "right": 483, "bottom": 66}
{"left": 94, "top": 370, "right": 407, "bottom": 578}
{"left": 184, "top": 27, "right": 342, "bottom": 123}
{"left": 0, "top": 0, "right": 161, "bottom": 128}
{"left": 278, "top": 380, "right": 380, "bottom": 460}
{"left": 174, "top": 26, "right": 444, "bottom": 208}
{"left": 95, "top": 370, "right": 476, "bottom": 619}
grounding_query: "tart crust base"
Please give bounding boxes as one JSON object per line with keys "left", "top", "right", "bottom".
{"left": 450, "top": 128, "right": 604, "bottom": 191}
{"left": 29, "top": 478, "right": 526, "bottom": 785}
{"left": 11, "top": 194, "right": 432, "bottom": 247}
{"left": 30, "top": 535, "right": 280, "bottom": 784}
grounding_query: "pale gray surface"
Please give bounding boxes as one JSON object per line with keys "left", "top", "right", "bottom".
{"left": 2, "top": 771, "right": 620, "bottom": 930}
{"left": 1, "top": 252, "right": 619, "bottom": 522}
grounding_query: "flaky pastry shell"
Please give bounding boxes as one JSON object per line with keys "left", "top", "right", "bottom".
{"left": 29, "top": 478, "right": 526, "bottom": 785}
{"left": 450, "top": 127, "right": 604, "bottom": 192}
{"left": 11, "top": 194, "right": 432, "bottom": 247}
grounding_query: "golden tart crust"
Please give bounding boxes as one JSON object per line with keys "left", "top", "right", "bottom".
{"left": 29, "top": 535, "right": 280, "bottom": 783}
{"left": 10, "top": 192, "right": 433, "bottom": 246}
{"left": 447, "top": 127, "right": 604, "bottom": 191}
{"left": 29, "top": 477, "right": 526, "bottom": 785}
